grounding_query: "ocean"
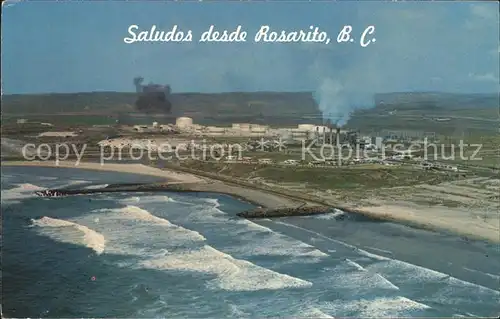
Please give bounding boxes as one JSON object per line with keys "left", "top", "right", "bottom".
{"left": 1, "top": 166, "right": 499, "bottom": 318}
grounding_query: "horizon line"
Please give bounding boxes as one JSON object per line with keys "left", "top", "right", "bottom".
{"left": 2, "top": 90, "right": 499, "bottom": 96}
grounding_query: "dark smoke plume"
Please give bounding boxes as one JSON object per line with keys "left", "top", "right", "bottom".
{"left": 133, "top": 76, "right": 172, "bottom": 114}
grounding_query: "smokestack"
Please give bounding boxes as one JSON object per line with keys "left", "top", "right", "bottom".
{"left": 322, "top": 127, "right": 326, "bottom": 144}
{"left": 336, "top": 127, "right": 341, "bottom": 148}
{"left": 133, "top": 76, "right": 144, "bottom": 93}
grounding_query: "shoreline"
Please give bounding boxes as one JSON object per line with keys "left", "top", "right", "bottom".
{"left": 1, "top": 161, "right": 304, "bottom": 209}
{"left": 2, "top": 160, "right": 499, "bottom": 243}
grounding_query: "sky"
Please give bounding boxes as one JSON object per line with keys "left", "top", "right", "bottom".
{"left": 2, "top": 0, "right": 499, "bottom": 96}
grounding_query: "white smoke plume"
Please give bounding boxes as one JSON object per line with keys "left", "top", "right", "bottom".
{"left": 314, "top": 77, "right": 374, "bottom": 127}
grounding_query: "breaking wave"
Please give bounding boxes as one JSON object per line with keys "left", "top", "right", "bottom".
{"left": 313, "top": 209, "right": 346, "bottom": 220}
{"left": 140, "top": 245, "right": 313, "bottom": 291}
{"left": 294, "top": 307, "right": 334, "bottom": 318}
{"left": 1, "top": 183, "right": 45, "bottom": 204}
{"left": 30, "top": 216, "right": 105, "bottom": 254}
{"left": 81, "top": 204, "right": 314, "bottom": 292}
{"left": 187, "top": 199, "right": 329, "bottom": 260}
{"left": 276, "top": 220, "right": 500, "bottom": 308}
{"left": 95, "top": 205, "right": 206, "bottom": 243}
{"left": 119, "top": 195, "right": 180, "bottom": 205}
{"left": 320, "top": 296, "right": 430, "bottom": 317}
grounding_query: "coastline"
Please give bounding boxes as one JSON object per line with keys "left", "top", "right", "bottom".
{"left": 1, "top": 160, "right": 204, "bottom": 184}
{"left": 1, "top": 160, "right": 304, "bottom": 209}
{"left": 2, "top": 160, "right": 499, "bottom": 243}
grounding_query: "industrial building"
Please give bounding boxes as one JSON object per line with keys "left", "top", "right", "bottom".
{"left": 176, "top": 117, "right": 193, "bottom": 129}
{"left": 129, "top": 117, "right": 359, "bottom": 145}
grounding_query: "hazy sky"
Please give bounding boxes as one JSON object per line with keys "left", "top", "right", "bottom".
{"left": 2, "top": 0, "right": 499, "bottom": 94}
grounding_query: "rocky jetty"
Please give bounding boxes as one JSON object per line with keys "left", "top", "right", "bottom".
{"left": 237, "top": 205, "right": 332, "bottom": 219}
{"left": 32, "top": 183, "right": 200, "bottom": 197}
{"left": 35, "top": 190, "right": 65, "bottom": 197}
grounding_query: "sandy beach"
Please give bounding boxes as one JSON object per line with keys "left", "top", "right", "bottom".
{"left": 1, "top": 160, "right": 302, "bottom": 209}
{"left": 2, "top": 161, "right": 204, "bottom": 184}
{"left": 2, "top": 160, "right": 499, "bottom": 243}
{"left": 353, "top": 203, "right": 499, "bottom": 243}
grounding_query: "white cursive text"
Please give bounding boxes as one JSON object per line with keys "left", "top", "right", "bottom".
{"left": 124, "top": 25, "right": 193, "bottom": 44}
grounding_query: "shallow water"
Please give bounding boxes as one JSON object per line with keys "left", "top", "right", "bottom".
{"left": 2, "top": 166, "right": 499, "bottom": 318}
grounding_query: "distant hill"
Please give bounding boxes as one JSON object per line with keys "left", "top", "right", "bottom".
{"left": 374, "top": 92, "right": 498, "bottom": 111}
{"left": 1, "top": 91, "right": 323, "bottom": 125}
{"left": 1, "top": 91, "right": 497, "bottom": 129}
{"left": 352, "top": 92, "right": 498, "bottom": 135}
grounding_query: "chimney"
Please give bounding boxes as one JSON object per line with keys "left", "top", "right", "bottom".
{"left": 336, "top": 127, "right": 341, "bottom": 148}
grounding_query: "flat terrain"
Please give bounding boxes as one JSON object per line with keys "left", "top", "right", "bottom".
{"left": 2, "top": 91, "right": 497, "bottom": 132}
{"left": 1, "top": 90, "right": 499, "bottom": 242}
{"left": 176, "top": 160, "right": 500, "bottom": 242}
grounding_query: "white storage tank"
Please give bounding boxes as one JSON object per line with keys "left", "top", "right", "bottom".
{"left": 232, "top": 123, "right": 241, "bottom": 129}
{"left": 176, "top": 117, "right": 193, "bottom": 128}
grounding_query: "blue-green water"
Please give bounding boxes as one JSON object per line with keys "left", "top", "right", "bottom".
{"left": 1, "top": 166, "right": 499, "bottom": 318}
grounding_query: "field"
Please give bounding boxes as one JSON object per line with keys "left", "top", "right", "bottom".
{"left": 3, "top": 91, "right": 498, "bottom": 130}
{"left": 179, "top": 160, "right": 459, "bottom": 190}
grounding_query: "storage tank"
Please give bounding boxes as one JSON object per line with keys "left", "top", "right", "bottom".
{"left": 298, "top": 124, "right": 315, "bottom": 131}
{"left": 176, "top": 117, "right": 193, "bottom": 128}
{"left": 232, "top": 123, "right": 241, "bottom": 129}
{"left": 152, "top": 121, "right": 158, "bottom": 128}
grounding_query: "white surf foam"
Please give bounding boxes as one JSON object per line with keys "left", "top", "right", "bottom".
{"left": 95, "top": 205, "right": 206, "bottom": 243}
{"left": 364, "top": 246, "right": 393, "bottom": 254}
{"left": 121, "top": 196, "right": 141, "bottom": 203}
{"left": 31, "top": 216, "right": 105, "bottom": 254}
{"left": 139, "top": 245, "right": 313, "bottom": 291}
{"left": 67, "top": 180, "right": 88, "bottom": 185}
{"left": 463, "top": 267, "right": 500, "bottom": 281}
{"left": 366, "top": 259, "right": 500, "bottom": 295}
{"left": 294, "top": 307, "right": 334, "bottom": 318}
{"left": 54, "top": 180, "right": 89, "bottom": 188}
{"left": 277, "top": 220, "right": 499, "bottom": 297}
{"left": 227, "top": 303, "right": 250, "bottom": 317}
{"left": 84, "top": 184, "right": 109, "bottom": 190}
{"left": 313, "top": 209, "right": 345, "bottom": 220}
{"left": 119, "top": 195, "right": 183, "bottom": 205}
{"left": 346, "top": 258, "right": 366, "bottom": 271}
{"left": 321, "top": 296, "right": 430, "bottom": 317}
{"left": 72, "top": 205, "right": 314, "bottom": 293}
{"left": 1, "top": 183, "right": 45, "bottom": 203}
{"left": 186, "top": 202, "right": 329, "bottom": 260}
{"left": 322, "top": 260, "right": 400, "bottom": 292}
{"left": 275, "top": 220, "right": 384, "bottom": 259}
{"left": 203, "top": 198, "right": 220, "bottom": 207}
{"left": 113, "top": 205, "right": 174, "bottom": 226}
